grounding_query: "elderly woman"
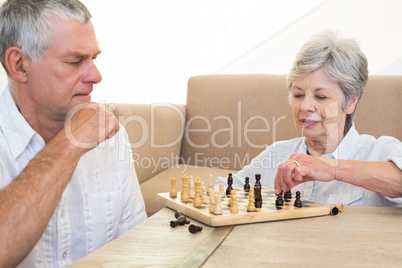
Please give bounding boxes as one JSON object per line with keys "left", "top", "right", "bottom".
{"left": 219, "top": 30, "right": 402, "bottom": 206}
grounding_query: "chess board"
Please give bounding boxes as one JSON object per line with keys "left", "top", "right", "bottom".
{"left": 156, "top": 187, "right": 335, "bottom": 227}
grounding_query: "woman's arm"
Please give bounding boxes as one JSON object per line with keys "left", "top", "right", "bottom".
{"left": 274, "top": 153, "right": 402, "bottom": 198}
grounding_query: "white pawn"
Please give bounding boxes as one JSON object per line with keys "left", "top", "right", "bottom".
{"left": 207, "top": 174, "right": 214, "bottom": 195}
{"left": 219, "top": 183, "right": 225, "bottom": 199}
{"left": 209, "top": 190, "right": 216, "bottom": 213}
{"left": 213, "top": 193, "right": 223, "bottom": 215}
{"left": 201, "top": 186, "right": 208, "bottom": 204}
{"left": 230, "top": 195, "right": 239, "bottom": 213}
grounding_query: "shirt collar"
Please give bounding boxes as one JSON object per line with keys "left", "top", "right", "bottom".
{"left": 321, "top": 124, "right": 360, "bottom": 160}
{"left": 0, "top": 87, "right": 45, "bottom": 160}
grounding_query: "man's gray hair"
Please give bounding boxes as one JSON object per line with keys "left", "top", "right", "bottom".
{"left": 286, "top": 29, "right": 369, "bottom": 134}
{"left": 0, "top": 0, "right": 92, "bottom": 75}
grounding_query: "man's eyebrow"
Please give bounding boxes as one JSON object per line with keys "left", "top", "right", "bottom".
{"left": 65, "top": 50, "right": 102, "bottom": 58}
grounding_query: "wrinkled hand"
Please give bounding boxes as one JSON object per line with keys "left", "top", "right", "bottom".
{"left": 274, "top": 153, "right": 337, "bottom": 194}
{"left": 63, "top": 103, "right": 119, "bottom": 152}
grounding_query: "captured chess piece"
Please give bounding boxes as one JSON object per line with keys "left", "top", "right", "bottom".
{"left": 243, "top": 177, "right": 250, "bottom": 192}
{"left": 170, "top": 215, "right": 189, "bottom": 228}
{"left": 170, "top": 178, "right": 177, "bottom": 198}
{"left": 254, "top": 174, "right": 262, "bottom": 208}
{"left": 189, "top": 224, "right": 203, "bottom": 234}
{"left": 226, "top": 173, "right": 233, "bottom": 196}
{"left": 294, "top": 191, "right": 302, "bottom": 208}
{"left": 174, "top": 213, "right": 190, "bottom": 223}
{"left": 276, "top": 193, "right": 284, "bottom": 206}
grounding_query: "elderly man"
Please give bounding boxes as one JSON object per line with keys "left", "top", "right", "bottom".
{"left": 0, "top": 0, "right": 147, "bottom": 267}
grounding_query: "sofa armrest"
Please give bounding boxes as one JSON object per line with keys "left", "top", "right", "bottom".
{"left": 110, "top": 103, "right": 186, "bottom": 184}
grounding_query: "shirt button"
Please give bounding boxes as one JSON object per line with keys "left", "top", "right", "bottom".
{"left": 61, "top": 209, "right": 65, "bottom": 218}
{"left": 307, "top": 193, "right": 311, "bottom": 199}
{"left": 62, "top": 252, "right": 67, "bottom": 260}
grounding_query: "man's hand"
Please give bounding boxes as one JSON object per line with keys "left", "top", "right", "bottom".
{"left": 274, "top": 153, "right": 337, "bottom": 194}
{"left": 64, "top": 103, "right": 119, "bottom": 152}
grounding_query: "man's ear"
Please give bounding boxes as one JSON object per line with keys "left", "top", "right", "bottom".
{"left": 5, "top": 47, "right": 29, "bottom": 83}
{"left": 345, "top": 94, "right": 359, "bottom": 115}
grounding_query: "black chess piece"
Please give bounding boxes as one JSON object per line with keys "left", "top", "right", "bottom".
{"left": 276, "top": 193, "right": 284, "bottom": 206}
{"left": 226, "top": 173, "right": 233, "bottom": 195}
{"left": 254, "top": 174, "right": 262, "bottom": 208}
{"left": 189, "top": 224, "right": 203, "bottom": 234}
{"left": 284, "top": 190, "right": 292, "bottom": 200}
{"left": 244, "top": 177, "right": 250, "bottom": 192}
{"left": 294, "top": 191, "right": 302, "bottom": 208}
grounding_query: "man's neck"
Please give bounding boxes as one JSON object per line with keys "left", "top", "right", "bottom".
{"left": 10, "top": 88, "right": 65, "bottom": 143}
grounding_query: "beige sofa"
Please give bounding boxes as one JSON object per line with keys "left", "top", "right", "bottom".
{"left": 112, "top": 74, "right": 402, "bottom": 216}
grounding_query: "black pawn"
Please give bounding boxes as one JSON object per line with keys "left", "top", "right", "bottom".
{"left": 254, "top": 174, "right": 262, "bottom": 208}
{"left": 170, "top": 220, "right": 179, "bottom": 228}
{"left": 294, "top": 191, "right": 302, "bottom": 208}
{"left": 189, "top": 224, "right": 203, "bottom": 234}
{"left": 244, "top": 177, "right": 250, "bottom": 192}
{"left": 284, "top": 190, "right": 292, "bottom": 200}
{"left": 276, "top": 193, "right": 284, "bottom": 206}
{"left": 226, "top": 173, "right": 233, "bottom": 195}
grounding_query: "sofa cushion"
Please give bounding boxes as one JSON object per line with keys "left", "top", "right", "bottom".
{"left": 182, "top": 74, "right": 298, "bottom": 171}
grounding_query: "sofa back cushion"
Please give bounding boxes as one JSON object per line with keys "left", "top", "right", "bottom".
{"left": 112, "top": 103, "right": 186, "bottom": 184}
{"left": 181, "top": 74, "right": 402, "bottom": 170}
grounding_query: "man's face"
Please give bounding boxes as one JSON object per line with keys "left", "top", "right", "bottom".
{"left": 25, "top": 18, "right": 102, "bottom": 121}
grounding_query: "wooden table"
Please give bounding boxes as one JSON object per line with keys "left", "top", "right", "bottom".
{"left": 70, "top": 206, "right": 402, "bottom": 267}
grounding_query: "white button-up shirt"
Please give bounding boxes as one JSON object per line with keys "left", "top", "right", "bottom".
{"left": 0, "top": 88, "right": 147, "bottom": 267}
{"left": 217, "top": 123, "right": 402, "bottom": 206}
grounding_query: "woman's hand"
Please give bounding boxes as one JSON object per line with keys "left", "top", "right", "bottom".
{"left": 274, "top": 153, "right": 337, "bottom": 194}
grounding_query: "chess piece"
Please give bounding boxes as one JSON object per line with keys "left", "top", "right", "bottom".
{"left": 226, "top": 173, "right": 233, "bottom": 196}
{"left": 207, "top": 174, "right": 215, "bottom": 196}
{"left": 213, "top": 194, "right": 223, "bottom": 215}
{"left": 230, "top": 194, "right": 239, "bottom": 213}
{"left": 170, "top": 215, "right": 188, "bottom": 228}
{"left": 219, "top": 183, "right": 225, "bottom": 199}
{"left": 193, "top": 178, "right": 202, "bottom": 208}
{"left": 209, "top": 190, "right": 216, "bottom": 213}
{"left": 228, "top": 190, "right": 235, "bottom": 206}
{"left": 294, "top": 191, "right": 302, "bottom": 208}
{"left": 181, "top": 174, "right": 190, "bottom": 203}
{"left": 330, "top": 205, "right": 339, "bottom": 215}
{"left": 284, "top": 190, "right": 292, "bottom": 200}
{"left": 276, "top": 193, "right": 284, "bottom": 206}
{"left": 170, "top": 178, "right": 177, "bottom": 198}
{"left": 201, "top": 185, "right": 208, "bottom": 204}
{"left": 243, "top": 177, "right": 250, "bottom": 192}
{"left": 254, "top": 174, "right": 262, "bottom": 208}
{"left": 247, "top": 188, "right": 257, "bottom": 212}
{"left": 189, "top": 224, "right": 203, "bottom": 234}
{"left": 189, "top": 176, "right": 195, "bottom": 199}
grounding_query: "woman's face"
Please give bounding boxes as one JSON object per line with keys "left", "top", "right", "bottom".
{"left": 290, "top": 68, "right": 357, "bottom": 147}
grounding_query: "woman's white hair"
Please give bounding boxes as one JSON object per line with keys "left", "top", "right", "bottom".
{"left": 286, "top": 29, "right": 369, "bottom": 134}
